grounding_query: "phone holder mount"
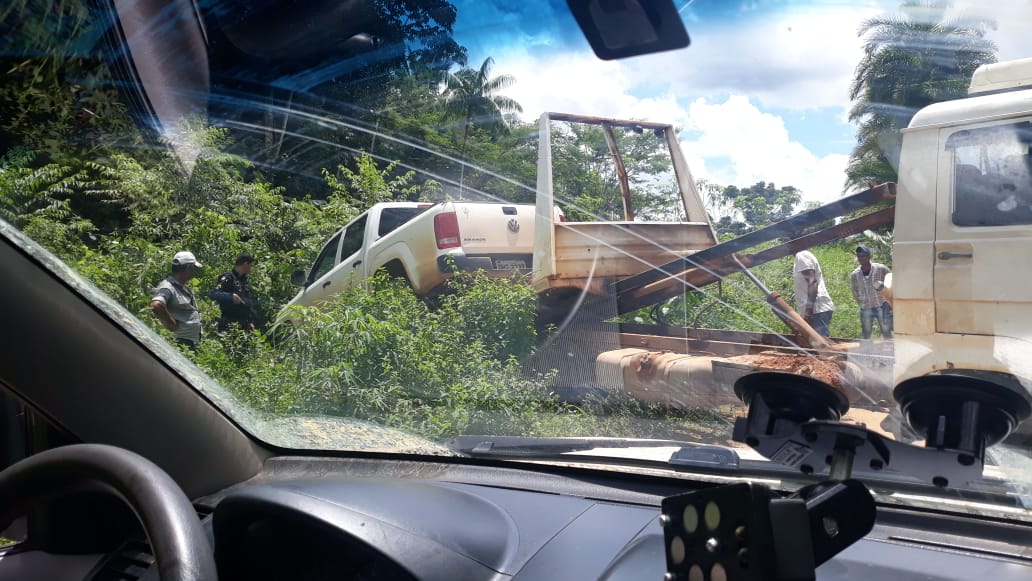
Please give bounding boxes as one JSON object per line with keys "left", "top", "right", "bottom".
{"left": 660, "top": 371, "right": 1031, "bottom": 581}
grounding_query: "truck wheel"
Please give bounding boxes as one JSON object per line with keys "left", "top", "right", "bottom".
{"left": 378, "top": 261, "right": 411, "bottom": 284}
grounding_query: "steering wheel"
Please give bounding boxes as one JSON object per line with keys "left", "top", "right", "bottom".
{"left": 0, "top": 444, "right": 217, "bottom": 581}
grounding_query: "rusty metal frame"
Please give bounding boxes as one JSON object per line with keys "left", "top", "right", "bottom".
{"left": 617, "top": 204, "right": 896, "bottom": 312}
{"left": 612, "top": 183, "right": 895, "bottom": 296}
{"left": 544, "top": 112, "right": 713, "bottom": 224}
{"left": 607, "top": 184, "right": 895, "bottom": 311}
{"left": 600, "top": 122, "right": 634, "bottom": 220}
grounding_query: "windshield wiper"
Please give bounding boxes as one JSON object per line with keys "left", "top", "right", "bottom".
{"left": 445, "top": 435, "right": 1028, "bottom": 508}
{"left": 445, "top": 435, "right": 741, "bottom": 469}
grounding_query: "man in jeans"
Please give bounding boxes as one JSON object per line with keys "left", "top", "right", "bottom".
{"left": 849, "top": 246, "right": 893, "bottom": 339}
{"left": 793, "top": 250, "right": 835, "bottom": 337}
{"left": 150, "top": 251, "right": 203, "bottom": 349}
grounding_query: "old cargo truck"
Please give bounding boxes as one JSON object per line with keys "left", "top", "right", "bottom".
{"left": 538, "top": 59, "right": 1032, "bottom": 442}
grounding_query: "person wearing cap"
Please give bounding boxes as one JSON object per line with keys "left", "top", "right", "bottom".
{"left": 150, "top": 251, "right": 203, "bottom": 349}
{"left": 793, "top": 250, "right": 835, "bottom": 337}
{"left": 850, "top": 246, "right": 893, "bottom": 339}
{"left": 210, "top": 253, "right": 258, "bottom": 332}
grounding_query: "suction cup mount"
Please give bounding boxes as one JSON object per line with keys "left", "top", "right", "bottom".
{"left": 894, "top": 373, "right": 1032, "bottom": 463}
{"left": 660, "top": 372, "right": 876, "bottom": 581}
{"left": 731, "top": 372, "right": 1031, "bottom": 487}
{"left": 661, "top": 371, "right": 1031, "bottom": 581}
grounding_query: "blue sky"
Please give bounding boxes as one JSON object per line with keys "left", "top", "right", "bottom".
{"left": 447, "top": 0, "right": 1032, "bottom": 203}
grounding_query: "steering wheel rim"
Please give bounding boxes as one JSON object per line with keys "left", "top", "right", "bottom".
{"left": 0, "top": 443, "right": 217, "bottom": 581}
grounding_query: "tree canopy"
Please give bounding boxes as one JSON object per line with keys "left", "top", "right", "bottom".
{"left": 845, "top": 0, "right": 997, "bottom": 190}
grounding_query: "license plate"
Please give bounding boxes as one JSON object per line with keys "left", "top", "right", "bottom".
{"left": 495, "top": 259, "right": 526, "bottom": 270}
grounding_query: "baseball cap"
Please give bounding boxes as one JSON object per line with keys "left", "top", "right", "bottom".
{"left": 855, "top": 245, "right": 871, "bottom": 255}
{"left": 172, "top": 251, "right": 203, "bottom": 267}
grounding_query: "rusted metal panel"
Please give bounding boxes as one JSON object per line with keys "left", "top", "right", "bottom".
{"left": 611, "top": 183, "right": 896, "bottom": 295}
{"left": 616, "top": 205, "right": 897, "bottom": 312}
{"left": 597, "top": 350, "right": 739, "bottom": 408}
{"left": 552, "top": 222, "right": 714, "bottom": 280}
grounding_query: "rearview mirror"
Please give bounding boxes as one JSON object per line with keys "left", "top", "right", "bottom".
{"left": 290, "top": 269, "right": 308, "bottom": 286}
{"left": 566, "top": 0, "right": 689, "bottom": 60}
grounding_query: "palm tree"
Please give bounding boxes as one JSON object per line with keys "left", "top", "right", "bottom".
{"left": 846, "top": 1, "right": 996, "bottom": 190}
{"left": 441, "top": 57, "right": 523, "bottom": 196}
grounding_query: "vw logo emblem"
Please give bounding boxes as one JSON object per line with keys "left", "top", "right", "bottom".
{"left": 507, "top": 218, "right": 520, "bottom": 233}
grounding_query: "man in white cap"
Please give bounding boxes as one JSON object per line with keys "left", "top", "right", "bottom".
{"left": 150, "top": 251, "right": 204, "bottom": 349}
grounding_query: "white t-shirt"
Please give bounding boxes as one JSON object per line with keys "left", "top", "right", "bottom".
{"left": 793, "top": 251, "right": 834, "bottom": 314}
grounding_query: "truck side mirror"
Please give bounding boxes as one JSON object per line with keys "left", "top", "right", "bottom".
{"left": 290, "top": 269, "right": 308, "bottom": 286}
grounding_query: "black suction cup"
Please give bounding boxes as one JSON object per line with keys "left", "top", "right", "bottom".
{"left": 735, "top": 372, "right": 849, "bottom": 424}
{"left": 894, "top": 374, "right": 1032, "bottom": 455}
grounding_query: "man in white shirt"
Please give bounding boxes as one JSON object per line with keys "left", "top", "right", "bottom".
{"left": 793, "top": 250, "right": 835, "bottom": 337}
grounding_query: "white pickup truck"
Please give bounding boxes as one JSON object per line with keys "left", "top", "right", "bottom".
{"left": 279, "top": 201, "right": 538, "bottom": 318}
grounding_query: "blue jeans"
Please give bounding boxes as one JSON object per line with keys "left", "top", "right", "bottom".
{"left": 859, "top": 303, "right": 893, "bottom": 339}
{"left": 808, "top": 310, "right": 833, "bottom": 337}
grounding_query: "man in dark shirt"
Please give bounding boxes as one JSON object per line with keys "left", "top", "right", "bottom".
{"left": 210, "top": 253, "right": 257, "bottom": 332}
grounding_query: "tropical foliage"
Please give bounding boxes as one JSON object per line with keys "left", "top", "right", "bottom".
{"left": 0, "top": 0, "right": 958, "bottom": 444}
{"left": 846, "top": 0, "right": 997, "bottom": 189}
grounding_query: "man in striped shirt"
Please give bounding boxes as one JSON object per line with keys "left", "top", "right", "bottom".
{"left": 850, "top": 246, "right": 892, "bottom": 339}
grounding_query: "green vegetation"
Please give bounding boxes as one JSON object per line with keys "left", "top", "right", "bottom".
{"left": 194, "top": 272, "right": 569, "bottom": 440}
{"left": 0, "top": 0, "right": 959, "bottom": 446}
{"left": 651, "top": 243, "right": 890, "bottom": 340}
{"left": 846, "top": 0, "right": 997, "bottom": 189}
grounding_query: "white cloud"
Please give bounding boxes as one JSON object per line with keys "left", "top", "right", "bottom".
{"left": 500, "top": 52, "right": 692, "bottom": 125}
{"left": 680, "top": 96, "right": 850, "bottom": 204}
{"left": 481, "top": 0, "right": 1032, "bottom": 215}
{"left": 497, "top": 52, "right": 849, "bottom": 205}
{"left": 496, "top": 3, "right": 881, "bottom": 119}
{"left": 951, "top": 0, "right": 1032, "bottom": 62}
{"left": 487, "top": 7, "right": 880, "bottom": 208}
{"left": 624, "top": 3, "right": 885, "bottom": 111}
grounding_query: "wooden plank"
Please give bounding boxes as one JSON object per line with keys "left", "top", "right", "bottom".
{"left": 552, "top": 222, "right": 714, "bottom": 279}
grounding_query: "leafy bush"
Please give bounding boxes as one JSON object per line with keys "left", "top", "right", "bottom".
{"left": 194, "top": 273, "right": 562, "bottom": 441}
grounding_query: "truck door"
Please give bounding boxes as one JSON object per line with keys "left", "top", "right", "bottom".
{"left": 934, "top": 120, "right": 1032, "bottom": 337}
{"left": 300, "top": 231, "right": 343, "bottom": 306}
{"left": 334, "top": 213, "right": 369, "bottom": 286}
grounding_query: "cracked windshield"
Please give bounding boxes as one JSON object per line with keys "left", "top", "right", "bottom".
{"left": 3, "top": 0, "right": 1031, "bottom": 511}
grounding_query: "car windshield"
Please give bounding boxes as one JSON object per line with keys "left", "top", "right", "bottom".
{"left": 2, "top": 0, "right": 1031, "bottom": 517}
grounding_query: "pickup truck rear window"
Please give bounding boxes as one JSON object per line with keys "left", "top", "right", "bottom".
{"left": 379, "top": 208, "right": 428, "bottom": 237}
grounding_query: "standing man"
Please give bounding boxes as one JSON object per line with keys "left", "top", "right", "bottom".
{"left": 793, "top": 250, "right": 835, "bottom": 337}
{"left": 150, "top": 251, "right": 203, "bottom": 349}
{"left": 210, "top": 253, "right": 258, "bottom": 332}
{"left": 850, "top": 246, "right": 893, "bottom": 339}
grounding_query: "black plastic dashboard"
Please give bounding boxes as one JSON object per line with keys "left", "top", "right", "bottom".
{"left": 202, "top": 456, "right": 1032, "bottom": 581}
{"left": 1, "top": 455, "right": 1030, "bottom": 580}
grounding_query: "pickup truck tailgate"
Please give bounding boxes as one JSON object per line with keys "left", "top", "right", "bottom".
{"left": 454, "top": 203, "right": 535, "bottom": 258}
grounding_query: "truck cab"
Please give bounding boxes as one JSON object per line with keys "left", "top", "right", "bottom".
{"left": 286, "top": 204, "right": 426, "bottom": 311}
{"left": 893, "top": 58, "right": 1032, "bottom": 397}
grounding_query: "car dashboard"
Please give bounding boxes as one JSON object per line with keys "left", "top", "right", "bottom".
{"left": 1, "top": 456, "right": 1029, "bottom": 581}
